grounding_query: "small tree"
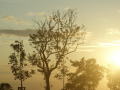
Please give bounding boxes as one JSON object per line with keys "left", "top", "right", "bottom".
{"left": 9, "top": 40, "right": 35, "bottom": 89}
{"left": 54, "top": 58, "right": 69, "bottom": 90}
{"left": 28, "top": 9, "right": 85, "bottom": 90}
{"left": 106, "top": 64, "right": 120, "bottom": 90}
{"left": 66, "top": 58, "right": 105, "bottom": 90}
{"left": 0, "top": 83, "right": 13, "bottom": 90}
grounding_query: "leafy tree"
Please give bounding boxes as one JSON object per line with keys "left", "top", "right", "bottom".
{"left": 106, "top": 64, "right": 120, "bottom": 90}
{"left": 54, "top": 58, "right": 69, "bottom": 90}
{"left": 0, "top": 83, "right": 13, "bottom": 90}
{"left": 9, "top": 40, "right": 35, "bottom": 89}
{"left": 28, "top": 9, "right": 85, "bottom": 90}
{"left": 66, "top": 58, "right": 105, "bottom": 90}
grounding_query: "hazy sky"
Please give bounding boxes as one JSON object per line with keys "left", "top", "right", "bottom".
{"left": 1, "top": 0, "right": 120, "bottom": 90}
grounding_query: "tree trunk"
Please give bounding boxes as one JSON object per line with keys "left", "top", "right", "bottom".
{"left": 21, "top": 78, "right": 23, "bottom": 90}
{"left": 46, "top": 75, "right": 50, "bottom": 90}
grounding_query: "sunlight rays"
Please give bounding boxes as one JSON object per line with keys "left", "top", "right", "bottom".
{"left": 110, "top": 50, "right": 120, "bottom": 66}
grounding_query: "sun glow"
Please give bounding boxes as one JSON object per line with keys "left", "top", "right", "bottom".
{"left": 111, "top": 50, "right": 120, "bottom": 66}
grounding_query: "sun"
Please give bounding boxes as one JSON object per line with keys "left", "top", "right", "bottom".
{"left": 110, "top": 50, "right": 120, "bottom": 66}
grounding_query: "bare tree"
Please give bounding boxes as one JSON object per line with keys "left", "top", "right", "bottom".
{"left": 9, "top": 40, "right": 35, "bottom": 89}
{"left": 28, "top": 9, "right": 85, "bottom": 90}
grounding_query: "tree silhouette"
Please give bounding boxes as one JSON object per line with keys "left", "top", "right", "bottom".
{"left": 66, "top": 58, "right": 105, "bottom": 90}
{"left": 0, "top": 83, "right": 13, "bottom": 90}
{"left": 9, "top": 40, "right": 35, "bottom": 89}
{"left": 28, "top": 9, "right": 85, "bottom": 90}
{"left": 54, "top": 58, "right": 69, "bottom": 90}
{"left": 106, "top": 64, "right": 120, "bottom": 90}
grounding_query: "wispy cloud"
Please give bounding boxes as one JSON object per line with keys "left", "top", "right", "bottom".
{"left": 0, "top": 40, "right": 13, "bottom": 44}
{"left": 85, "top": 32, "right": 93, "bottom": 38}
{"left": 0, "top": 33, "right": 18, "bottom": 38}
{"left": 77, "top": 49, "right": 94, "bottom": 52}
{"left": 27, "top": 11, "right": 45, "bottom": 16}
{"left": 0, "top": 29, "right": 36, "bottom": 37}
{"left": 64, "top": 7, "right": 69, "bottom": 10}
{"left": 78, "top": 40, "right": 120, "bottom": 49}
{"left": 113, "top": 40, "right": 120, "bottom": 43}
{"left": 99, "top": 42, "right": 120, "bottom": 47}
{"left": 106, "top": 28, "right": 120, "bottom": 35}
{"left": 84, "top": 32, "right": 93, "bottom": 42}
{"left": 99, "top": 43, "right": 112, "bottom": 46}
{"left": 0, "top": 39, "right": 29, "bottom": 44}
{"left": 0, "top": 16, "right": 31, "bottom": 25}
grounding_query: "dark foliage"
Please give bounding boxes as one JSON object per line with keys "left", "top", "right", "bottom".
{"left": 66, "top": 58, "right": 105, "bottom": 90}
{"left": 106, "top": 64, "right": 120, "bottom": 90}
{"left": 9, "top": 40, "right": 35, "bottom": 88}
{"left": 28, "top": 9, "right": 85, "bottom": 90}
{"left": 0, "top": 83, "right": 13, "bottom": 90}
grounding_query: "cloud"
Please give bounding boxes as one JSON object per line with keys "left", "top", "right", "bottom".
{"left": 0, "top": 16, "right": 31, "bottom": 25}
{"left": 99, "top": 43, "right": 112, "bottom": 46}
{"left": 113, "top": 40, "right": 120, "bottom": 43}
{"left": 98, "top": 42, "right": 120, "bottom": 47}
{"left": 64, "top": 7, "right": 69, "bottom": 10}
{"left": 84, "top": 32, "right": 93, "bottom": 42}
{"left": 77, "top": 49, "right": 94, "bottom": 52}
{"left": 85, "top": 32, "right": 93, "bottom": 38}
{"left": 98, "top": 43, "right": 113, "bottom": 47}
{"left": 27, "top": 11, "right": 45, "bottom": 16}
{"left": 79, "top": 41, "right": 120, "bottom": 49}
{"left": 96, "top": 42, "right": 120, "bottom": 47}
{"left": 0, "top": 29, "right": 37, "bottom": 37}
{"left": 106, "top": 28, "right": 120, "bottom": 35}
{"left": 0, "top": 39, "right": 29, "bottom": 44}
{"left": 0, "top": 40, "right": 13, "bottom": 44}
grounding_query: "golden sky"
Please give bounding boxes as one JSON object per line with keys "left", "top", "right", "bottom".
{"left": 1, "top": 0, "right": 120, "bottom": 90}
